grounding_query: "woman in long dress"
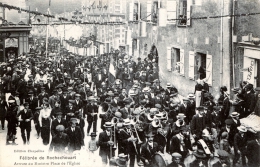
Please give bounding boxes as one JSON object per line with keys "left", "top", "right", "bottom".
{"left": 194, "top": 79, "right": 203, "bottom": 109}
{"left": 39, "top": 101, "right": 52, "bottom": 145}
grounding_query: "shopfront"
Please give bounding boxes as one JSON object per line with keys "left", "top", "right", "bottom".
{"left": 0, "top": 25, "right": 32, "bottom": 62}
{"left": 237, "top": 42, "right": 260, "bottom": 87}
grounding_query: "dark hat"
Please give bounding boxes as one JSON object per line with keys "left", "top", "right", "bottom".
{"left": 193, "top": 149, "right": 207, "bottom": 158}
{"left": 56, "top": 125, "right": 65, "bottom": 132}
{"left": 70, "top": 118, "right": 77, "bottom": 123}
{"left": 55, "top": 112, "right": 63, "bottom": 116}
{"left": 232, "top": 87, "right": 240, "bottom": 92}
{"left": 145, "top": 131, "right": 155, "bottom": 138}
{"left": 90, "top": 132, "right": 97, "bottom": 137}
{"left": 123, "top": 98, "right": 131, "bottom": 104}
{"left": 23, "top": 102, "right": 29, "bottom": 106}
{"left": 41, "top": 86, "right": 45, "bottom": 90}
{"left": 255, "top": 87, "right": 260, "bottom": 91}
{"left": 68, "top": 100, "right": 75, "bottom": 104}
{"left": 196, "top": 106, "right": 205, "bottom": 111}
{"left": 105, "top": 98, "right": 111, "bottom": 103}
{"left": 115, "top": 153, "right": 128, "bottom": 166}
{"left": 225, "top": 119, "right": 233, "bottom": 125}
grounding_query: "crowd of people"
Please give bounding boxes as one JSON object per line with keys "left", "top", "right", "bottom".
{"left": 0, "top": 46, "right": 260, "bottom": 167}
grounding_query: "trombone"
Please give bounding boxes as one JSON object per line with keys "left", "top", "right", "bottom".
{"left": 130, "top": 116, "right": 143, "bottom": 144}
{"left": 111, "top": 117, "right": 118, "bottom": 149}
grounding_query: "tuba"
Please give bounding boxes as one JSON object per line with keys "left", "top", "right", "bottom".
{"left": 152, "top": 117, "right": 162, "bottom": 128}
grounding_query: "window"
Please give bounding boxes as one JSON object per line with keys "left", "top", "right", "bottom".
{"left": 133, "top": 39, "right": 137, "bottom": 50}
{"left": 152, "top": 1, "right": 159, "bottom": 23}
{"left": 167, "top": 47, "right": 183, "bottom": 74}
{"left": 167, "top": 0, "right": 177, "bottom": 24}
{"left": 194, "top": 52, "right": 207, "bottom": 80}
{"left": 129, "top": 2, "right": 140, "bottom": 21}
{"left": 178, "top": 0, "right": 191, "bottom": 26}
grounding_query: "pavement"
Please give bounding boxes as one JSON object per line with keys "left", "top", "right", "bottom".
{"left": 0, "top": 114, "right": 120, "bottom": 167}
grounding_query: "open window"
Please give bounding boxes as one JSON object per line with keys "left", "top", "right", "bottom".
{"left": 129, "top": 2, "right": 141, "bottom": 21}
{"left": 178, "top": 0, "right": 191, "bottom": 26}
{"left": 167, "top": 47, "right": 183, "bottom": 74}
{"left": 195, "top": 52, "right": 207, "bottom": 80}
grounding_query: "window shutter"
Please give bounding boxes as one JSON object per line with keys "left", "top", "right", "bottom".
{"left": 129, "top": 2, "right": 134, "bottom": 21}
{"left": 147, "top": 1, "right": 152, "bottom": 21}
{"left": 180, "top": 49, "right": 185, "bottom": 75}
{"left": 187, "top": 0, "right": 192, "bottom": 26}
{"left": 206, "top": 54, "right": 212, "bottom": 86}
{"left": 138, "top": 2, "right": 141, "bottom": 21}
{"left": 167, "top": 0, "right": 177, "bottom": 24}
{"left": 167, "top": 47, "right": 172, "bottom": 71}
{"left": 189, "top": 51, "right": 195, "bottom": 79}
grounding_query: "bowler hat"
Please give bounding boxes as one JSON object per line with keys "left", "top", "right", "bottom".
{"left": 90, "top": 132, "right": 97, "bottom": 137}
{"left": 145, "top": 131, "right": 155, "bottom": 137}
{"left": 193, "top": 149, "right": 207, "bottom": 158}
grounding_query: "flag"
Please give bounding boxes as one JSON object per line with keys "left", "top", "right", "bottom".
{"left": 108, "top": 55, "right": 116, "bottom": 85}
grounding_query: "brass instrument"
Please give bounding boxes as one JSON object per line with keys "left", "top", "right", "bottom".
{"left": 111, "top": 117, "right": 118, "bottom": 149}
{"left": 109, "top": 128, "right": 113, "bottom": 158}
{"left": 152, "top": 117, "right": 162, "bottom": 128}
{"left": 130, "top": 116, "right": 143, "bottom": 144}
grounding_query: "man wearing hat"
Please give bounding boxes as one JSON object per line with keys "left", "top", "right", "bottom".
{"left": 233, "top": 125, "right": 248, "bottom": 166}
{"left": 44, "top": 77, "right": 54, "bottom": 95}
{"left": 38, "top": 86, "right": 49, "bottom": 106}
{"left": 98, "top": 122, "right": 115, "bottom": 165}
{"left": 190, "top": 106, "right": 207, "bottom": 140}
{"left": 49, "top": 125, "right": 70, "bottom": 154}
{"left": 246, "top": 132, "right": 260, "bottom": 167}
{"left": 188, "top": 146, "right": 208, "bottom": 167}
{"left": 118, "top": 118, "right": 139, "bottom": 167}
{"left": 110, "top": 153, "right": 128, "bottom": 167}
{"left": 51, "top": 112, "right": 67, "bottom": 137}
{"left": 60, "top": 88, "right": 69, "bottom": 111}
{"left": 65, "top": 118, "right": 85, "bottom": 153}
{"left": 253, "top": 87, "right": 260, "bottom": 115}
{"left": 229, "top": 112, "right": 241, "bottom": 147}
{"left": 84, "top": 96, "right": 98, "bottom": 136}
{"left": 140, "top": 132, "right": 159, "bottom": 167}
{"left": 0, "top": 95, "right": 8, "bottom": 130}
{"left": 48, "top": 89, "right": 61, "bottom": 109}
{"left": 74, "top": 94, "right": 83, "bottom": 112}
{"left": 26, "top": 90, "right": 38, "bottom": 115}
{"left": 169, "top": 126, "right": 190, "bottom": 159}
{"left": 166, "top": 152, "right": 185, "bottom": 167}
{"left": 16, "top": 102, "right": 33, "bottom": 145}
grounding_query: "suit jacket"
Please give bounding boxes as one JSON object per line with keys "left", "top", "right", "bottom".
{"left": 190, "top": 115, "right": 206, "bottom": 138}
{"left": 48, "top": 95, "right": 60, "bottom": 109}
{"left": 98, "top": 131, "right": 112, "bottom": 156}
{"left": 44, "top": 82, "right": 54, "bottom": 95}
{"left": 51, "top": 118, "right": 68, "bottom": 137}
{"left": 17, "top": 109, "right": 33, "bottom": 129}
{"left": 119, "top": 128, "right": 137, "bottom": 154}
{"left": 119, "top": 108, "right": 129, "bottom": 119}
{"left": 60, "top": 95, "right": 70, "bottom": 110}
{"left": 247, "top": 139, "right": 260, "bottom": 167}
{"left": 65, "top": 126, "right": 84, "bottom": 152}
{"left": 84, "top": 104, "right": 98, "bottom": 122}
{"left": 234, "top": 133, "right": 247, "bottom": 153}
{"left": 74, "top": 100, "right": 83, "bottom": 111}
{"left": 140, "top": 142, "right": 159, "bottom": 166}
{"left": 229, "top": 118, "right": 240, "bottom": 146}
{"left": 26, "top": 96, "right": 38, "bottom": 112}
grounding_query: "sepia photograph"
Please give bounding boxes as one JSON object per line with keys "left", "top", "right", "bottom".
{"left": 0, "top": 0, "right": 259, "bottom": 166}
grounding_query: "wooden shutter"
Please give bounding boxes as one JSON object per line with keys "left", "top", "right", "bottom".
{"left": 129, "top": 2, "right": 134, "bottom": 21}
{"left": 206, "top": 54, "right": 212, "bottom": 86}
{"left": 189, "top": 51, "right": 195, "bottom": 79}
{"left": 167, "top": 0, "right": 177, "bottom": 24}
{"left": 187, "top": 0, "right": 192, "bottom": 26}
{"left": 167, "top": 47, "right": 172, "bottom": 71}
{"left": 180, "top": 49, "right": 185, "bottom": 75}
{"left": 147, "top": 1, "right": 152, "bottom": 21}
{"left": 138, "top": 2, "right": 141, "bottom": 21}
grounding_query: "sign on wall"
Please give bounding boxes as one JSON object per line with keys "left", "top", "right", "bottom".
{"left": 5, "top": 38, "right": 18, "bottom": 48}
{"left": 243, "top": 56, "right": 255, "bottom": 85}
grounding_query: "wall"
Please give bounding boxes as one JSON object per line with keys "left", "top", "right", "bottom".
{"left": 126, "top": 0, "right": 231, "bottom": 99}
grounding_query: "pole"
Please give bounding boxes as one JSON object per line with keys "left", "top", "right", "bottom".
{"left": 46, "top": 8, "right": 49, "bottom": 58}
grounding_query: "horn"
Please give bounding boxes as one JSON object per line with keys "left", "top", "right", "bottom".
{"left": 152, "top": 118, "right": 161, "bottom": 128}
{"left": 147, "top": 113, "right": 155, "bottom": 121}
{"left": 111, "top": 117, "right": 119, "bottom": 125}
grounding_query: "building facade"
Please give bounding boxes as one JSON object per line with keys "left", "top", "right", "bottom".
{"left": 124, "top": 0, "right": 260, "bottom": 98}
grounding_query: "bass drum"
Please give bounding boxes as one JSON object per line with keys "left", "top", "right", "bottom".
{"left": 153, "top": 152, "right": 172, "bottom": 167}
